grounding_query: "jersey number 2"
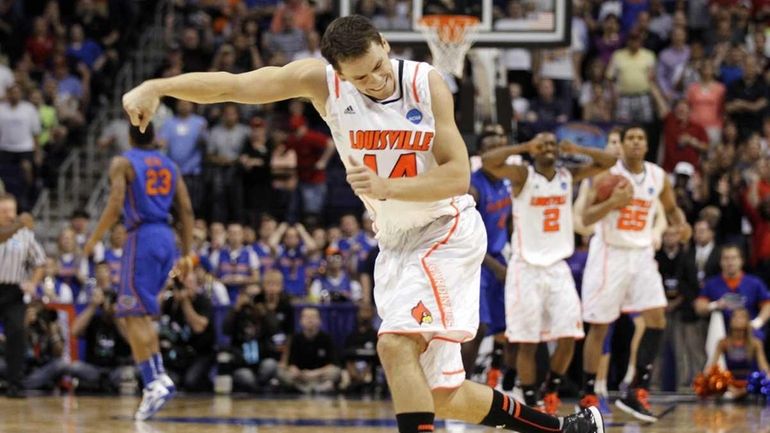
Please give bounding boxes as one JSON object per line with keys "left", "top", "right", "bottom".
{"left": 543, "top": 208, "right": 560, "bottom": 232}
{"left": 363, "top": 153, "right": 417, "bottom": 178}
{"left": 145, "top": 168, "right": 172, "bottom": 196}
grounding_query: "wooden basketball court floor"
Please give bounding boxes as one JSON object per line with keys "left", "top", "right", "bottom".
{"left": 1, "top": 394, "right": 768, "bottom": 433}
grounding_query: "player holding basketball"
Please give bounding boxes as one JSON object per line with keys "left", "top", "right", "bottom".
{"left": 483, "top": 132, "right": 617, "bottom": 415}
{"left": 122, "top": 15, "right": 603, "bottom": 433}
{"left": 578, "top": 125, "right": 691, "bottom": 422}
{"left": 83, "top": 124, "right": 195, "bottom": 420}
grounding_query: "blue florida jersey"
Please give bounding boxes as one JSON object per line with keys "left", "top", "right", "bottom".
{"left": 471, "top": 170, "right": 512, "bottom": 257}
{"left": 122, "top": 148, "right": 178, "bottom": 230}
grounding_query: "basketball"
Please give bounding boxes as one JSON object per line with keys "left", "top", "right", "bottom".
{"left": 593, "top": 174, "right": 629, "bottom": 204}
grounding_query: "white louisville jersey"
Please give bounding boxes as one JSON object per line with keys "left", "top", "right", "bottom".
{"left": 598, "top": 160, "right": 666, "bottom": 248}
{"left": 322, "top": 59, "right": 474, "bottom": 242}
{"left": 512, "top": 166, "right": 574, "bottom": 267}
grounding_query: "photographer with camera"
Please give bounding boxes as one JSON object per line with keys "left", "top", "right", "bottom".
{"left": 70, "top": 271, "right": 133, "bottom": 393}
{"left": 159, "top": 271, "right": 215, "bottom": 391}
{"left": 223, "top": 284, "right": 279, "bottom": 392}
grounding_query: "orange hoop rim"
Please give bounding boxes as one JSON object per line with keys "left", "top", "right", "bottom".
{"left": 417, "top": 15, "right": 480, "bottom": 44}
{"left": 417, "top": 14, "right": 480, "bottom": 29}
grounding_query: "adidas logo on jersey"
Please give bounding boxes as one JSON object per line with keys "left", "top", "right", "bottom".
{"left": 344, "top": 105, "right": 355, "bottom": 114}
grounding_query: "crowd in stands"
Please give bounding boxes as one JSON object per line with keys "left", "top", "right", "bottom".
{"left": 0, "top": 0, "right": 150, "bottom": 211}
{"left": 1, "top": 0, "right": 770, "bottom": 397}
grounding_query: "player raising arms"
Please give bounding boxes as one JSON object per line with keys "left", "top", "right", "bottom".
{"left": 483, "top": 133, "right": 617, "bottom": 415}
{"left": 83, "top": 124, "right": 195, "bottom": 420}
{"left": 578, "top": 125, "right": 691, "bottom": 422}
{"left": 122, "top": 15, "right": 603, "bottom": 433}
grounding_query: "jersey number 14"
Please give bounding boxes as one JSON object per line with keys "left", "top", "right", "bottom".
{"left": 363, "top": 153, "right": 417, "bottom": 178}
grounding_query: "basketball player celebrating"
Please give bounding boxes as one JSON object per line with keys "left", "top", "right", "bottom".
{"left": 462, "top": 125, "right": 512, "bottom": 378}
{"left": 122, "top": 15, "right": 603, "bottom": 433}
{"left": 483, "top": 133, "right": 617, "bottom": 415}
{"left": 578, "top": 126, "right": 691, "bottom": 422}
{"left": 83, "top": 124, "right": 195, "bottom": 420}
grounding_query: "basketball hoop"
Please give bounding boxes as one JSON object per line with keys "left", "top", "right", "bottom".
{"left": 417, "top": 15, "right": 480, "bottom": 78}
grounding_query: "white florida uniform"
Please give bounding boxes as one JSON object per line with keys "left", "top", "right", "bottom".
{"left": 581, "top": 161, "right": 668, "bottom": 323}
{"left": 505, "top": 167, "right": 585, "bottom": 342}
{"left": 322, "top": 59, "right": 486, "bottom": 389}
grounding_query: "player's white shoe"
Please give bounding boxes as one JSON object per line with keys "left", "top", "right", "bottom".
{"left": 158, "top": 373, "right": 176, "bottom": 394}
{"left": 134, "top": 380, "right": 173, "bottom": 421}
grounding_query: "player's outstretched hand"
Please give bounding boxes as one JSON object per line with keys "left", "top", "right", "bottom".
{"left": 123, "top": 82, "right": 160, "bottom": 133}
{"left": 346, "top": 156, "right": 389, "bottom": 200}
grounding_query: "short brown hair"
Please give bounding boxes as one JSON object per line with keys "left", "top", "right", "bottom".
{"left": 320, "top": 15, "right": 382, "bottom": 70}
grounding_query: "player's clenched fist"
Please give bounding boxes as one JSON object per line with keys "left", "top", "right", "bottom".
{"left": 346, "top": 156, "right": 389, "bottom": 200}
{"left": 123, "top": 82, "right": 160, "bottom": 133}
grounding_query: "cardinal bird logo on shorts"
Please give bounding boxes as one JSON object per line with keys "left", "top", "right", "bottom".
{"left": 411, "top": 301, "right": 433, "bottom": 325}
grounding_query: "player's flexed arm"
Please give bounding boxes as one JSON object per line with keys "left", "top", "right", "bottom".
{"left": 123, "top": 59, "right": 330, "bottom": 132}
{"left": 346, "top": 71, "right": 473, "bottom": 202}
{"left": 480, "top": 135, "right": 540, "bottom": 195}
{"left": 560, "top": 140, "right": 618, "bottom": 183}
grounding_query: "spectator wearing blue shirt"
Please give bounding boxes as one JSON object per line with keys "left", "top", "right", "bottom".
{"left": 253, "top": 216, "right": 277, "bottom": 275}
{"left": 210, "top": 223, "right": 260, "bottom": 302}
{"left": 695, "top": 245, "right": 770, "bottom": 333}
{"left": 270, "top": 222, "right": 318, "bottom": 298}
{"left": 158, "top": 100, "right": 207, "bottom": 216}
{"left": 65, "top": 24, "right": 103, "bottom": 70}
{"left": 309, "top": 247, "right": 362, "bottom": 303}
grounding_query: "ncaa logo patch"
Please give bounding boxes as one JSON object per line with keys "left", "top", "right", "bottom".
{"left": 648, "top": 187, "right": 655, "bottom": 195}
{"left": 406, "top": 108, "right": 422, "bottom": 124}
{"left": 561, "top": 182, "right": 568, "bottom": 190}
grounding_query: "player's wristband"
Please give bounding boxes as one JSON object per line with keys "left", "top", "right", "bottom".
{"left": 708, "top": 301, "right": 720, "bottom": 312}
{"left": 751, "top": 317, "right": 765, "bottom": 330}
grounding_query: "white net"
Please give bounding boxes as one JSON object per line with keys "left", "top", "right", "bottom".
{"left": 417, "top": 15, "right": 480, "bottom": 78}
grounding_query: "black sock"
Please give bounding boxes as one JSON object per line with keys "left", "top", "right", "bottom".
{"left": 481, "top": 390, "right": 562, "bottom": 432}
{"left": 502, "top": 368, "right": 517, "bottom": 391}
{"left": 583, "top": 372, "right": 597, "bottom": 395}
{"left": 396, "top": 412, "right": 435, "bottom": 433}
{"left": 545, "top": 371, "right": 562, "bottom": 394}
{"left": 631, "top": 328, "right": 664, "bottom": 390}
{"left": 491, "top": 342, "right": 504, "bottom": 368}
{"left": 522, "top": 384, "right": 538, "bottom": 406}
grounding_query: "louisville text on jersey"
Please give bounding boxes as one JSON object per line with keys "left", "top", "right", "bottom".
{"left": 349, "top": 130, "right": 435, "bottom": 151}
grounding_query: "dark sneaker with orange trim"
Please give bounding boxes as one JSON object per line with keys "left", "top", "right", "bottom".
{"left": 578, "top": 393, "right": 600, "bottom": 411}
{"left": 615, "top": 388, "right": 658, "bottom": 423}
{"left": 562, "top": 406, "right": 605, "bottom": 433}
{"left": 543, "top": 391, "right": 561, "bottom": 416}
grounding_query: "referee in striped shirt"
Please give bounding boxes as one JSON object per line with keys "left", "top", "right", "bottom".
{"left": 0, "top": 193, "right": 45, "bottom": 398}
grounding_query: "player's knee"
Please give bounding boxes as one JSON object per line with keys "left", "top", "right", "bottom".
{"left": 377, "top": 334, "right": 424, "bottom": 364}
{"left": 517, "top": 342, "right": 538, "bottom": 356}
{"left": 587, "top": 323, "right": 610, "bottom": 341}
{"left": 643, "top": 308, "right": 666, "bottom": 329}
{"left": 432, "top": 387, "right": 459, "bottom": 417}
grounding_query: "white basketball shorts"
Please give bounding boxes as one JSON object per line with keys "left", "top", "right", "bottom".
{"left": 505, "top": 257, "right": 585, "bottom": 343}
{"left": 374, "top": 205, "right": 486, "bottom": 389}
{"left": 581, "top": 236, "right": 667, "bottom": 324}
